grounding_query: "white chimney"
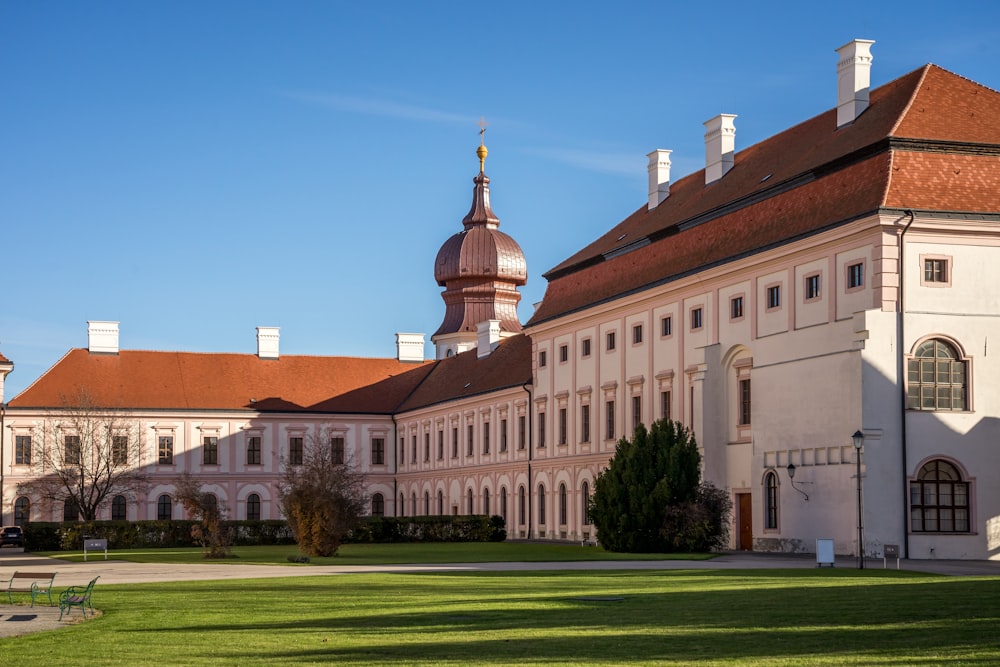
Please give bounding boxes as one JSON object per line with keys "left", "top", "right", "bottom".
{"left": 647, "top": 149, "right": 672, "bottom": 210}
{"left": 396, "top": 333, "right": 425, "bottom": 362}
{"left": 87, "top": 321, "right": 120, "bottom": 354}
{"left": 476, "top": 320, "right": 501, "bottom": 359}
{"left": 256, "top": 326, "right": 280, "bottom": 360}
{"left": 704, "top": 114, "right": 737, "bottom": 185}
{"left": 836, "top": 39, "right": 875, "bottom": 128}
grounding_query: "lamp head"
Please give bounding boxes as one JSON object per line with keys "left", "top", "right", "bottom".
{"left": 786, "top": 463, "right": 796, "bottom": 479}
{"left": 852, "top": 430, "right": 865, "bottom": 450}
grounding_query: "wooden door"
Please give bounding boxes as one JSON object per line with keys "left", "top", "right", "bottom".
{"left": 737, "top": 493, "right": 753, "bottom": 551}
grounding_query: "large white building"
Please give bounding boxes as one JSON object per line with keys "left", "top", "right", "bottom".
{"left": 4, "top": 40, "right": 1000, "bottom": 560}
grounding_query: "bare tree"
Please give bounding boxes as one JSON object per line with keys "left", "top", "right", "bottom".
{"left": 17, "top": 389, "right": 150, "bottom": 521}
{"left": 278, "top": 424, "right": 368, "bottom": 557}
{"left": 175, "top": 472, "right": 233, "bottom": 558}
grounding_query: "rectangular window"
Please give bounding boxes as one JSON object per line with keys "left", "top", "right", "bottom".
{"left": 500, "top": 419, "right": 508, "bottom": 452}
{"left": 288, "top": 437, "right": 304, "bottom": 465}
{"left": 111, "top": 435, "right": 128, "bottom": 465}
{"left": 632, "top": 396, "right": 642, "bottom": 431}
{"left": 848, "top": 262, "right": 864, "bottom": 289}
{"left": 558, "top": 408, "right": 567, "bottom": 445}
{"left": 15, "top": 435, "right": 32, "bottom": 465}
{"left": 660, "top": 390, "right": 672, "bottom": 421}
{"left": 158, "top": 436, "right": 174, "bottom": 465}
{"left": 606, "top": 331, "right": 616, "bottom": 351}
{"left": 632, "top": 324, "right": 643, "bottom": 344}
{"left": 581, "top": 338, "right": 591, "bottom": 357}
{"left": 738, "top": 378, "right": 752, "bottom": 426}
{"left": 247, "top": 436, "right": 262, "bottom": 465}
{"left": 538, "top": 413, "right": 546, "bottom": 448}
{"left": 203, "top": 436, "right": 218, "bottom": 465}
{"left": 452, "top": 427, "right": 458, "bottom": 458}
{"left": 730, "top": 296, "right": 743, "bottom": 320}
{"left": 518, "top": 415, "right": 526, "bottom": 450}
{"left": 437, "top": 430, "right": 444, "bottom": 460}
{"left": 423, "top": 433, "right": 430, "bottom": 462}
{"left": 333, "top": 436, "right": 346, "bottom": 465}
{"left": 661, "top": 316, "right": 672, "bottom": 337}
{"left": 581, "top": 404, "right": 591, "bottom": 443}
{"left": 691, "top": 307, "right": 703, "bottom": 330}
{"left": 924, "top": 258, "right": 948, "bottom": 283}
{"left": 483, "top": 424, "right": 490, "bottom": 454}
{"left": 412, "top": 435, "right": 417, "bottom": 463}
{"left": 371, "top": 437, "right": 385, "bottom": 465}
{"left": 467, "top": 424, "right": 474, "bottom": 456}
{"left": 605, "top": 400, "right": 615, "bottom": 441}
{"left": 805, "top": 274, "right": 821, "bottom": 300}
{"left": 766, "top": 284, "right": 781, "bottom": 309}
{"left": 64, "top": 435, "right": 81, "bottom": 465}
{"left": 559, "top": 345, "right": 568, "bottom": 363}
{"left": 400, "top": 437, "right": 405, "bottom": 463}
{"left": 539, "top": 350, "right": 547, "bottom": 368}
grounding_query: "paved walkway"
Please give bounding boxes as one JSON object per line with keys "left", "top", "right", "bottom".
{"left": 1, "top": 549, "right": 998, "bottom": 638}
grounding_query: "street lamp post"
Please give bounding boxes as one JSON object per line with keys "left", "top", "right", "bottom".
{"left": 852, "top": 430, "right": 865, "bottom": 570}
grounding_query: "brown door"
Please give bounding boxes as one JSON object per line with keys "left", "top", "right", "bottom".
{"left": 737, "top": 493, "right": 753, "bottom": 551}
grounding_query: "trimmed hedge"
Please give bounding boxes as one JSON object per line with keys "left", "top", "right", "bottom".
{"left": 20, "top": 515, "right": 505, "bottom": 551}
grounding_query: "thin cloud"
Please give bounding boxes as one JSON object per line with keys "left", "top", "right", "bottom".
{"left": 282, "top": 91, "right": 477, "bottom": 125}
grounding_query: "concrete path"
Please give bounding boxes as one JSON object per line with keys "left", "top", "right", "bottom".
{"left": 1, "top": 548, "right": 998, "bottom": 638}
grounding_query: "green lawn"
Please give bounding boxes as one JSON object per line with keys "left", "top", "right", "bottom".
{"left": 43, "top": 541, "right": 715, "bottom": 565}
{"left": 4, "top": 564, "right": 1000, "bottom": 666}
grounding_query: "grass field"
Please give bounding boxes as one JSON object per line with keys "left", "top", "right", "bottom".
{"left": 8, "top": 545, "right": 1000, "bottom": 666}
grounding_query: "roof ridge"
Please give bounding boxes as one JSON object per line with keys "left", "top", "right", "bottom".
{"left": 890, "top": 64, "right": 932, "bottom": 138}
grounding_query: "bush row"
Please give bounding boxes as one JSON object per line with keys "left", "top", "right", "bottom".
{"left": 20, "top": 515, "right": 506, "bottom": 551}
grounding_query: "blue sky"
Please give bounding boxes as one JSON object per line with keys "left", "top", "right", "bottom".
{"left": 3, "top": 1, "right": 1000, "bottom": 398}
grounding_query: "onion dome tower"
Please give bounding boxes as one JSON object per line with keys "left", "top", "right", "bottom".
{"left": 432, "top": 134, "right": 527, "bottom": 359}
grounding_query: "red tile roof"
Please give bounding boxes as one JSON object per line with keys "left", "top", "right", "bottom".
{"left": 9, "top": 349, "right": 433, "bottom": 413}
{"left": 530, "top": 65, "right": 1000, "bottom": 326}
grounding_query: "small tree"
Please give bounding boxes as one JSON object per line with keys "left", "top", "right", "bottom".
{"left": 589, "top": 419, "right": 707, "bottom": 552}
{"left": 278, "top": 425, "right": 368, "bottom": 557}
{"left": 18, "top": 388, "right": 150, "bottom": 521}
{"left": 175, "top": 472, "right": 233, "bottom": 559}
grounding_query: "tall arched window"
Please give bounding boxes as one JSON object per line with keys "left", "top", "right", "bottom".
{"left": 558, "top": 483, "right": 567, "bottom": 525}
{"left": 908, "top": 339, "right": 968, "bottom": 411}
{"left": 14, "top": 497, "right": 29, "bottom": 526}
{"left": 424, "top": 491, "right": 430, "bottom": 515}
{"left": 501, "top": 487, "right": 508, "bottom": 522}
{"left": 483, "top": 488, "right": 490, "bottom": 515}
{"left": 247, "top": 493, "right": 261, "bottom": 521}
{"left": 157, "top": 494, "right": 172, "bottom": 521}
{"left": 64, "top": 498, "right": 80, "bottom": 522}
{"left": 437, "top": 490, "right": 444, "bottom": 515}
{"left": 538, "top": 484, "right": 546, "bottom": 525}
{"left": 111, "top": 495, "right": 127, "bottom": 521}
{"left": 518, "top": 486, "right": 526, "bottom": 526}
{"left": 911, "top": 460, "right": 970, "bottom": 532}
{"left": 581, "top": 481, "right": 591, "bottom": 525}
{"left": 399, "top": 493, "right": 405, "bottom": 517}
{"left": 467, "top": 489, "right": 474, "bottom": 515}
{"left": 764, "top": 471, "right": 778, "bottom": 530}
{"left": 412, "top": 492, "right": 417, "bottom": 516}
{"left": 371, "top": 493, "right": 385, "bottom": 517}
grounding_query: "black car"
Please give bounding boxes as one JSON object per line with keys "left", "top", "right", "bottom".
{"left": 0, "top": 526, "right": 23, "bottom": 548}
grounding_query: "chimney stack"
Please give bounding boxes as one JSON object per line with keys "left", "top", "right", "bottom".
{"left": 836, "top": 39, "right": 875, "bottom": 128}
{"left": 87, "top": 321, "right": 120, "bottom": 355}
{"left": 396, "top": 333, "right": 425, "bottom": 362}
{"left": 256, "top": 326, "right": 280, "bottom": 360}
{"left": 477, "top": 320, "right": 501, "bottom": 359}
{"left": 647, "top": 149, "right": 672, "bottom": 210}
{"left": 704, "top": 114, "right": 737, "bottom": 185}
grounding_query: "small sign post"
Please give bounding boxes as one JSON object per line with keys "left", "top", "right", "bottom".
{"left": 816, "top": 538, "right": 835, "bottom": 567}
{"left": 883, "top": 544, "right": 900, "bottom": 569}
{"left": 84, "top": 538, "right": 108, "bottom": 561}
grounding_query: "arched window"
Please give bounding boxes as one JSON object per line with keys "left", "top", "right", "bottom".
{"left": 157, "top": 494, "right": 172, "bottom": 521}
{"left": 437, "top": 490, "right": 444, "bottom": 515}
{"left": 518, "top": 486, "right": 526, "bottom": 526}
{"left": 411, "top": 492, "right": 417, "bottom": 516}
{"left": 911, "top": 460, "right": 970, "bottom": 532}
{"left": 582, "top": 481, "right": 591, "bottom": 525}
{"left": 111, "top": 495, "right": 127, "bottom": 521}
{"left": 467, "top": 489, "right": 474, "bottom": 515}
{"left": 399, "top": 493, "right": 405, "bottom": 517}
{"left": 559, "top": 483, "right": 567, "bottom": 525}
{"left": 205, "top": 494, "right": 219, "bottom": 517}
{"left": 764, "top": 471, "right": 778, "bottom": 530}
{"left": 14, "top": 497, "right": 29, "bottom": 526}
{"left": 371, "top": 493, "right": 384, "bottom": 517}
{"left": 908, "top": 339, "right": 968, "bottom": 411}
{"left": 483, "top": 488, "right": 490, "bottom": 515}
{"left": 501, "top": 487, "right": 508, "bottom": 522}
{"left": 538, "top": 484, "right": 546, "bottom": 525}
{"left": 247, "top": 493, "right": 261, "bottom": 521}
{"left": 424, "top": 491, "right": 430, "bottom": 516}
{"left": 63, "top": 498, "right": 79, "bottom": 522}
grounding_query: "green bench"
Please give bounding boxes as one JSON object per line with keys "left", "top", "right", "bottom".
{"left": 59, "top": 576, "right": 100, "bottom": 620}
{"left": 6, "top": 571, "right": 57, "bottom": 606}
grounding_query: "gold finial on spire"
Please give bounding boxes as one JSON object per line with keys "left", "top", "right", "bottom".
{"left": 477, "top": 116, "right": 489, "bottom": 172}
